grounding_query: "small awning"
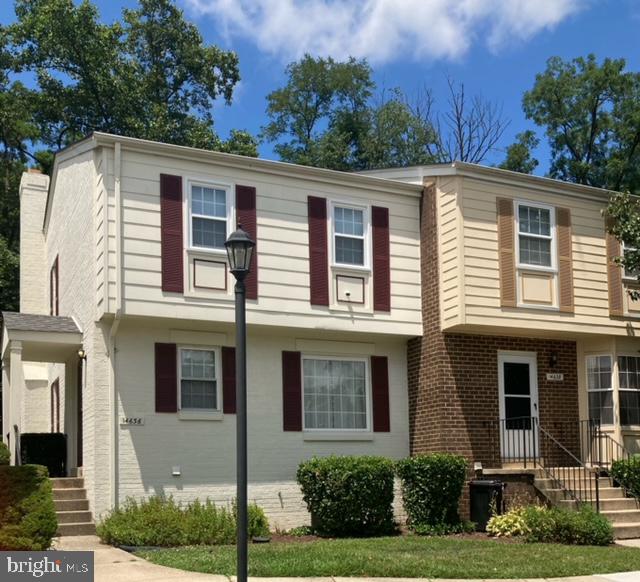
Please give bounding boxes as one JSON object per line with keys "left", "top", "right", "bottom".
{"left": 2, "top": 312, "right": 82, "bottom": 362}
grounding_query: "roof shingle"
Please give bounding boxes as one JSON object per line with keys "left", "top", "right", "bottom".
{"left": 2, "top": 312, "right": 80, "bottom": 334}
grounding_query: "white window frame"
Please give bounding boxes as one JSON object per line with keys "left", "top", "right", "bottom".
{"left": 187, "top": 179, "right": 235, "bottom": 255}
{"left": 622, "top": 243, "right": 639, "bottom": 281}
{"left": 329, "top": 200, "right": 371, "bottom": 271}
{"left": 617, "top": 353, "right": 640, "bottom": 427}
{"left": 515, "top": 200, "right": 557, "bottom": 273}
{"left": 585, "top": 354, "right": 614, "bottom": 427}
{"left": 301, "top": 354, "right": 372, "bottom": 433}
{"left": 177, "top": 346, "right": 222, "bottom": 412}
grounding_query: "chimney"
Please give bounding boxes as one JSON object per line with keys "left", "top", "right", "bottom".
{"left": 19, "top": 171, "right": 50, "bottom": 314}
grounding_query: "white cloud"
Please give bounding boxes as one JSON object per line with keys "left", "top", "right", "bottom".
{"left": 182, "top": 0, "right": 588, "bottom": 64}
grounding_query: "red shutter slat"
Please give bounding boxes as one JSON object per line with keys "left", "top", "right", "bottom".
{"left": 222, "top": 346, "right": 236, "bottom": 414}
{"left": 236, "top": 185, "right": 258, "bottom": 300}
{"left": 282, "top": 351, "right": 302, "bottom": 431}
{"left": 372, "top": 206, "right": 391, "bottom": 312}
{"left": 371, "top": 356, "right": 390, "bottom": 432}
{"left": 308, "top": 197, "right": 329, "bottom": 306}
{"left": 155, "top": 343, "right": 178, "bottom": 413}
{"left": 160, "top": 174, "right": 184, "bottom": 294}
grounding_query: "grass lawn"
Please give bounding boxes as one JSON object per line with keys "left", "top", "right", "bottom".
{"left": 137, "top": 535, "right": 640, "bottom": 579}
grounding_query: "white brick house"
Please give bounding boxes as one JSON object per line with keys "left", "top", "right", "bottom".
{"left": 1, "top": 133, "right": 422, "bottom": 529}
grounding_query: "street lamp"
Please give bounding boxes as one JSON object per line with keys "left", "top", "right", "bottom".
{"left": 225, "top": 224, "right": 256, "bottom": 582}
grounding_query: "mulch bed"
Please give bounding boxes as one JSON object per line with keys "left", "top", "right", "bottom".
{"left": 267, "top": 530, "right": 524, "bottom": 544}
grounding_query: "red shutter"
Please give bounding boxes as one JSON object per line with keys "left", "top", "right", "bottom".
{"left": 308, "top": 197, "right": 329, "bottom": 306}
{"left": 222, "top": 346, "right": 236, "bottom": 414}
{"left": 282, "top": 351, "right": 302, "bottom": 431}
{"left": 236, "top": 185, "right": 258, "bottom": 300}
{"left": 372, "top": 207, "right": 391, "bottom": 312}
{"left": 160, "top": 174, "right": 184, "bottom": 294}
{"left": 155, "top": 343, "right": 178, "bottom": 413}
{"left": 371, "top": 356, "right": 390, "bottom": 432}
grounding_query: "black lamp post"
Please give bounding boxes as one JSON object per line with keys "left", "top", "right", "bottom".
{"left": 225, "top": 224, "right": 255, "bottom": 582}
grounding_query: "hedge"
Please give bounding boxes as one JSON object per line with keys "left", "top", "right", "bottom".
{"left": 0, "top": 442, "right": 9, "bottom": 466}
{"left": 97, "top": 496, "right": 270, "bottom": 547}
{"left": 0, "top": 465, "right": 57, "bottom": 550}
{"left": 297, "top": 455, "right": 396, "bottom": 537}
{"left": 396, "top": 453, "right": 467, "bottom": 532}
{"left": 611, "top": 457, "right": 640, "bottom": 499}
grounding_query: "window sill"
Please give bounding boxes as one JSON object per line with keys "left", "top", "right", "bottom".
{"left": 187, "top": 247, "right": 228, "bottom": 257}
{"left": 178, "top": 410, "right": 224, "bottom": 421}
{"left": 516, "top": 264, "right": 557, "bottom": 274}
{"left": 331, "top": 264, "right": 371, "bottom": 274}
{"left": 515, "top": 303, "right": 560, "bottom": 312}
{"left": 302, "top": 431, "right": 374, "bottom": 442}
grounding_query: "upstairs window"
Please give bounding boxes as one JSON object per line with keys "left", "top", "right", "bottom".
{"left": 190, "top": 184, "right": 229, "bottom": 250}
{"left": 179, "top": 348, "right": 220, "bottom": 411}
{"left": 517, "top": 203, "right": 555, "bottom": 269}
{"left": 333, "top": 205, "right": 367, "bottom": 267}
{"left": 623, "top": 243, "right": 639, "bottom": 280}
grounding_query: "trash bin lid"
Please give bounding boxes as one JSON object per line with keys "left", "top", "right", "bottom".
{"left": 470, "top": 479, "right": 503, "bottom": 487}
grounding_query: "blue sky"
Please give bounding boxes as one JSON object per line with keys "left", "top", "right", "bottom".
{"left": 4, "top": 0, "right": 640, "bottom": 173}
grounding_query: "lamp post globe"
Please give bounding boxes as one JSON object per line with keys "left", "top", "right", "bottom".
{"left": 225, "top": 224, "right": 255, "bottom": 582}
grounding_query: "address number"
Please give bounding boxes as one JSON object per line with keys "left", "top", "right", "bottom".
{"left": 121, "top": 417, "right": 144, "bottom": 426}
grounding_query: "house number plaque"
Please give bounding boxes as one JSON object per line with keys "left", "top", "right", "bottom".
{"left": 546, "top": 373, "right": 564, "bottom": 382}
{"left": 120, "top": 417, "right": 145, "bottom": 426}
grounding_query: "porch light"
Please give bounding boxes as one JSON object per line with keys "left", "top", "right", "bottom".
{"left": 224, "top": 224, "right": 255, "bottom": 279}
{"left": 77, "top": 349, "right": 86, "bottom": 360}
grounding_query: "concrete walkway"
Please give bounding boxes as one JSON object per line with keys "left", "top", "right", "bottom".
{"left": 53, "top": 535, "right": 640, "bottom": 582}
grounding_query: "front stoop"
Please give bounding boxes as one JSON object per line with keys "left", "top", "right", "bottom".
{"left": 535, "top": 472, "right": 640, "bottom": 539}
{"left": 51, "top": 478, "right": 96, "bottom": 536}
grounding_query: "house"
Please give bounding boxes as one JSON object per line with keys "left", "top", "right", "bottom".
{"left": 3, "top": 134, "right": 640, "bottom": 535}
{"left": 1, "top": 133, "right": 422, "bottom": 532}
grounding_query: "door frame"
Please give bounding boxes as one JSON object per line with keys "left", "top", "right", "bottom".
{"left": 497, "top": 351, "right": 539, "bottom": 458}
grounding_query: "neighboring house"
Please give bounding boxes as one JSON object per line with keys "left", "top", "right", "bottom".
{"left": 1, "top": 133, "right": 422, "bottom": 529}
{"left": 3, "top": 134, "right": 639, "bottom": 532}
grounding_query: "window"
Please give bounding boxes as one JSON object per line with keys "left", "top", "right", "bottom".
{"left": 179, "top": 348, "right": 219, "bottom": 410}
{"left": 517, "top": 203, "right": 555, "bottom": 269}
{"left": 623, "top": 243, "right": 639, "bottom": 280}
{"left": 303, "top": 357, "right": 368, "bottom": 430}
{"left": 619, "top": 355, "right": 640, "bottom": 425}
{"left": 333, "top": 205, "right": 366, "bottom": 267}
{"left": 190, "top": 184, "right": 229, "bottom": 250}
{"left": 586, "top": 355, "right": 614, "bottom": 425}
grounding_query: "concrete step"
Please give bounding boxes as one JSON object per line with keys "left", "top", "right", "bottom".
{"left": 601, "top": 509, "right": 640, "bottom": 524}
{"left": 613, "top": 522, "right": 640, "bottom": 539}
{"left": 594, "top": 498, "right": 638, "bottom": 511}
{"left": 598, "top": 487, "right": 627, "bottom": 500}
{"left": 54, "top": 499, "right": 89, "bottom": 512}
{"left": 56, "top": 522, "right": 96, "bottom": 537}
{"left": 52, "top": 488, "right": 87, "bottom": 501}
{"left": 51, "top": 478, "right": 84, "bottom": 489}
{"left": 56, "top": 510, "right": 93, "bottom": 525}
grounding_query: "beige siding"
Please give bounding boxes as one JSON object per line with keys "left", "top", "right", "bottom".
{"left": 104, "top": 149, "right": 421, "bottom": 336}
{"left": 454, "top": 176, "right": 640, "bottom": 336}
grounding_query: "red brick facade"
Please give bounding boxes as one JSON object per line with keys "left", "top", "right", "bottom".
{"left": 408, "top": 185, "right": 580, "bottom": 467}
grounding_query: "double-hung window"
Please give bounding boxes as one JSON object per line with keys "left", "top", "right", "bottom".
{"left": 586, "top": 355, "right": 614, "bottom": 425}
{"left": 623, "top": 243, "right": 639, "bottom": 281}
{"left": 179, "top": 348, "right": 220, "bottom": 411}
{"left": 190, "top": 183, "right": 229, "bottom": 250}
{"left": 517, "top": 203, "right": 555, "bottom": 269}
{"left": 333, "top": 205, "right": 367, "bottom": 267}
{"left": 303, "top": 357, "right": 368, "bottom": 430}
{"left": 619, "top": 355, "right": 640, "bottom": 425}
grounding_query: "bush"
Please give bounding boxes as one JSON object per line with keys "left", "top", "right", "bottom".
{"left": 97, "top": 496, "right": 269, "bottom": 547}
{"left": 612, "top": 457, "right": 640, "bottom": 499}
{"left": 487, "top": 505, "right": 613, "bottom": 546}
{"left": 0, "top": 442, "right": 9, "bottom": 466}
{"left": 297, "top": 455, "right": 396, "bottom": 537}
{"left": 0, "top": 465, "right": 57, "bottom": 550}
{"left": 396, "top": 453, "right": 467, "bottom": 531}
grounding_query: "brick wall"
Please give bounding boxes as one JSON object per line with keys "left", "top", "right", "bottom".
{"left": 408, "top": 184, "right": 580, "bottom": 468}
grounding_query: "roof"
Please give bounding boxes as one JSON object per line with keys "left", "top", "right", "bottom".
{"left": 2, "top": 312, "right": 81, "bottom": 334}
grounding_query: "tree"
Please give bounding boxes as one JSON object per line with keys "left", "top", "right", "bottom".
{"left": 499, "top": 130, "right": 540, "bottom": 174}
{"left": 523, "top": 55, "right": 640, "bottom": 191}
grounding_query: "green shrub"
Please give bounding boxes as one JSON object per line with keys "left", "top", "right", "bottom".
{"left": 297, "top": 455, "right": 396, "bottom": 537}
{"left": 0, "top": 442, "right": 9, "bottom": 466}
{"left": 487, "top": 505, "right": 613, "bottom": 546}
{"left": 396, "top": 453, "right": 467, "bottom": 531}
{"left": 97, "top": 496, "right": 269, "bottom": 547}
{"left": 0, "top": 465, "right": 57, "bottom": 550}
{"left": 612, "top": 457, "right": 640, "bottom": 499}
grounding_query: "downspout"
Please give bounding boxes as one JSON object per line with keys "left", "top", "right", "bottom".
{"left": 109, "top": 141, "right": 123, "bottom": 510}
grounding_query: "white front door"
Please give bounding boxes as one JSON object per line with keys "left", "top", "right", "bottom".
{"left": 498, "top": 352, "right": 539, "bottom": 460}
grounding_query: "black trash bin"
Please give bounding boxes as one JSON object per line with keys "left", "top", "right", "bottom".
{"left": 469, "top": 479, "right": 505, "bottom": 532}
